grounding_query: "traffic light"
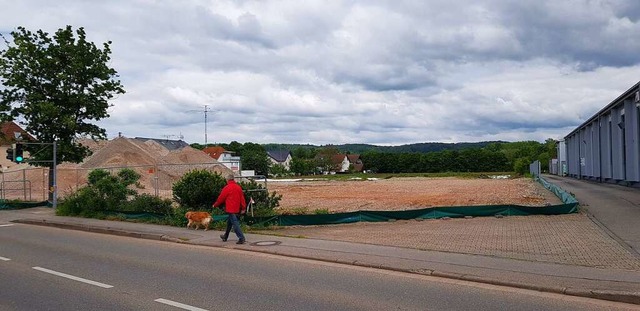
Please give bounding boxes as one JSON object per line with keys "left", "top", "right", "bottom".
{"left": 14, "top": 143, "right": 23, "bottom": 163}
{"left": 5, "top": 146, "right": 14, "bottom": 162}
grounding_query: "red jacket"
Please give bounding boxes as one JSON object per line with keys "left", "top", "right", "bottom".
{"left": 213, "top": 180, "right": 247, "bottom": 214}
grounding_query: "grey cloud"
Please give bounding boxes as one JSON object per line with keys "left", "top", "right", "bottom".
{"left": 494, "top": 1, "right": 640, "bottom": 68}
{"left": 3, "top": 0, "right": 640, "bottom": 145}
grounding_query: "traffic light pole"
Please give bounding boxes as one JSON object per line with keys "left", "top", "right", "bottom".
{"left": 18, "top": 141, "right": 58, "bottom": 209}
{"left": 52, "top": 141, "right": 57, "bottom": 209}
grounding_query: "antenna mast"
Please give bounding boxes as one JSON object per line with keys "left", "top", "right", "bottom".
{"left": 203, "top": 105, "right": 210, "bottom": 146}
{"left": 187, "top": 105, "right": 213, "bottom": 146}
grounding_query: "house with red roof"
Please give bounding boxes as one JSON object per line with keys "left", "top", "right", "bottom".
{"left": 203, "top": 146, "right": 241, "bottom": 174}
{"left": 0, "top": 121, "right": 36, "bottom": 168}
{"left": 325, "top": 153, "right": 364, "bottom": 173}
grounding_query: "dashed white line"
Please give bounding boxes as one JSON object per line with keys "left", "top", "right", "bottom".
{"left": 0, "top": 224, "right": 14, "bottom": 227}
{"left": 0, "top": 256, "right": 10, "bottom": 261}
{"left": 154, "top": 298, "right": 208, "bottom": 311}
{"left": 32, "top": 266, "right": 113, "bottom": 288}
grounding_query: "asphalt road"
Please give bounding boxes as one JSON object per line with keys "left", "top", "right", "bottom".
{"left": 1, "top": 224, "right": 637, "bottom": 311}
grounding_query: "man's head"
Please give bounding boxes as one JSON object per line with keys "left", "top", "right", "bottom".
{"left": 225, "top": 173, "right": 235, "bottom": 181}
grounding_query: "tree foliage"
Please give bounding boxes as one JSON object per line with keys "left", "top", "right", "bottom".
{"left": 360, "top": 141, "right": 552, "bottom": 174}
{"left": 57, "top": 168, "right": 172, "bottom": 217}
{"left": 172, "top": 169, "right": 227, "bottom": 210}
{"left": 237, "top": 142, "right": 269, "bottom": 175}
{"left": 0, "top": 26, "right": 124, "bottom": 164}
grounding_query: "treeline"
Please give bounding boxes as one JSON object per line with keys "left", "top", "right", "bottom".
{"left": 262, "top": 141, "right": 504, "bottom": 154}
{"left": 361, "top": 148, "right": 510, "bottom": 173}
{"left": 192, "top": 139, "right": 557, "bottom": 176}
{"left": 360, "top": 140, "right": 556, "bottom": 174}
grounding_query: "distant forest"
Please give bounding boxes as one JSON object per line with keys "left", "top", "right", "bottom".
{"left": 192, "top": 140, "right": 557, "bottom": 175}
{"left": 261, "top": 141, "right": 505, "bottom": 154}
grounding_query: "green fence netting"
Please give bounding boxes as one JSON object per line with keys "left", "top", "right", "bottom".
{"left": 244, "top": 203, "right": 578, "bottom": 226}
{"left": 27, "top": 175, "right": 579, "bottom": 227}
{"left": 536, "top": 175, "right": 578, "bottom": 204}
{"left": 0, "top": 200, "right": 49, "bottom": 210}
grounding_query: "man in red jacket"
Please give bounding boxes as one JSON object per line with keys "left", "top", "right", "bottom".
{"left": 213, "top": 173, "right": 247, "bottom": 244}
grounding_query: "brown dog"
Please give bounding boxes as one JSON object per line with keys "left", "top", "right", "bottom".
{"left": 185, "top": 211, "right": 212, "bottom": 231}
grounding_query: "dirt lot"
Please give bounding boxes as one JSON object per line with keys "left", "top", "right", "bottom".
{"left": 268, "top": 177, "right": 563, "bottom": 213}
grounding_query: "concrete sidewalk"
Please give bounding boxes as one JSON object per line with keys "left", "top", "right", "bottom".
{"left": 1, "top": 207, "right": 639, "bottom": 305}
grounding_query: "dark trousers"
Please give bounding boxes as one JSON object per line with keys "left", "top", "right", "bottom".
{"left": 223, "top": 213, "right": 245, "bottom": 241}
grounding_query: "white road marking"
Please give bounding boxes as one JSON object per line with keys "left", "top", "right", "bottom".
{"left": 0, "top": 224, "right": 14, "bottom": 227}
{"left": 0, "top": 256, "right": 10, "bottom": 261}
{"left": 155, "top": 298, "right": 208, "bottom": 311}
{"left": 32, "top": 266, "right": 113, "bottom": 288}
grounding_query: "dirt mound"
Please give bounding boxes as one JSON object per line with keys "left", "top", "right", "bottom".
{"left": 3, "top": 137, "right": 233, "bottom": 200}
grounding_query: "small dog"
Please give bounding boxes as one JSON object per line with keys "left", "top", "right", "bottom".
{"left": 185, "top": 211, "right": 212, "bottom": 231}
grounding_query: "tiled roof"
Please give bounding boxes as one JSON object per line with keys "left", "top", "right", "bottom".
{"left": 134, "top": 137, "right": 189, "bottom": 151}
{"left": 331, "top": 154, "right": 346, "bottom": 164}
{"left": 203, "top": 146, "right": 228, "bottom": 159}
{"left": 0, "top": 122, "right": 36, "bottom": 144}
{"left": 267, "top": 150, "right": 291, "bottom": 163}
{"left": 347, "top": 154, "right": 361, "bottom": 163}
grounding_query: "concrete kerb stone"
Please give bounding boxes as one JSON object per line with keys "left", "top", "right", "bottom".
{"left": 11, "top": 219, "right": 166, "bottom": 241}
{"left": 10, "top": 218, "right": 640, "bottom": 305}
{"left": 563, "top": 288, "right": 640, "bottom": 305}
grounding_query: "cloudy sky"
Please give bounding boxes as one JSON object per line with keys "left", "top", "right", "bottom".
{"left": 1, "top": 0, "right": 640, "bottom": 146}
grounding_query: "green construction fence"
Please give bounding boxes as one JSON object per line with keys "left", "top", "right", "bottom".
{"left": 1, "top": 175, "right": 579, "bottom": 227}
{"left": 244, "top": 175, "right": 578, "bottom": 226}
{"left": 0, "top": 200, "right": 49, "bottom": 210}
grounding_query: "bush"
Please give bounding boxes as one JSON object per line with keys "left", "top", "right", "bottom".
{"left": 172, "top": 169, "right": 227, "bottom": 210}
{"left": 164, "top": 206, "right": 189, "bottom": 227}
{"left": 239, "top": 179, "right": 282, "bottom": 217}
{"left": 125, "top": 194, "right": 173, "bottom": 215}
{"left": 57, "top": 168, "right": 145, "bottom": 216}
{"left": 87, "top": 168, "right": 142, "bottom": 211}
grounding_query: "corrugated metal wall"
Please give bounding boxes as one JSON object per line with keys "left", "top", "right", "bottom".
{"left": 564, "top": 82, "right": 640, "bottom": 186}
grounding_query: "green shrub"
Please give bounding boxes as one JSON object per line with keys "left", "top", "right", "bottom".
{"left": 239, "top": 179, "right": 282, "bottom": 217}
{"left": 58, "top": 168, "right": 144, "bottom": 216}
{"left": 125, "top": 194, "right": 173, "bottom": 215}
{"left": 86, "top": 168, "right": 142, "bottom": 211}
{"left": 164, "top": 206, "right": 189, "bottom": 227}
{"left": 57, "top": 187, "right": 104, "bottom": 216}
{"left": 172, "top": 169, "right": 226, "bottom": 210}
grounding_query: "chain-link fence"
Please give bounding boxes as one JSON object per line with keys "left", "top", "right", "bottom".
{"left": 1, "top": 167, "right": 48, "bottom": 201}
{"left": 2, "top": 162, "right": 231, "bottom": 202}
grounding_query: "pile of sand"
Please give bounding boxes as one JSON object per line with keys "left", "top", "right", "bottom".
{"left": 3, "top": 137, "right": 233, "bottom": 200}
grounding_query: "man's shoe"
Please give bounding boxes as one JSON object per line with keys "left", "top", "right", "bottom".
{"left": 220, "top": 234, "right": 227, "bottom": 242}
{"left": 236, "top": 239, "right": 246, "bottom": 245}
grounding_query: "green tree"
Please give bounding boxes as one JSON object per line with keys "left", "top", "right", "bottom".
{"left": 190, "top": 143, "right": 205, "bottom": 150}
{"left": 290, "top": 157, "right": 315, "bottom": 175}
{"left": 0, "top": 26, "right": 124, "bottom": 200}
{"left": 225, "top": 141, "right": 243, "bottom": 154}
{"left": 241, "top": 142, "right": 269, "bottom": 175}
{"left": 268, "top": 163, "right": 289, "bottom": 177}
{"left": 172, "top": 169, "right": 227, "bottom": 210}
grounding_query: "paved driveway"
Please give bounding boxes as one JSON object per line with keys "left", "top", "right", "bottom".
{"left": 259, "top": 176, "right": 640, "bottom": 270}
{"left": 543, "top": 174, "right": 640, "bottom": 255}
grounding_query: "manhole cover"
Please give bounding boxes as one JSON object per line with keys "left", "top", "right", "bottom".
{"left": 251, "top": 241, "right": 281, "bottom": 246}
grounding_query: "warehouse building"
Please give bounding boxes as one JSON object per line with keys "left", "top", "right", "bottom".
{"left": 564, "top": 81, "right": 640, "bottom": 186}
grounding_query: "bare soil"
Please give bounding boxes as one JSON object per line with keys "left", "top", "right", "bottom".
{"left": 268, "top": 177, "right": 562, "bottom": 213}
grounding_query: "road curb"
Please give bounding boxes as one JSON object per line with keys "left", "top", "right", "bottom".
{"left": 11, "top": 219, "right": 166, "bottom": 241}
{"left": 12, "top": 218, "right": 640, "bottom": 305}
